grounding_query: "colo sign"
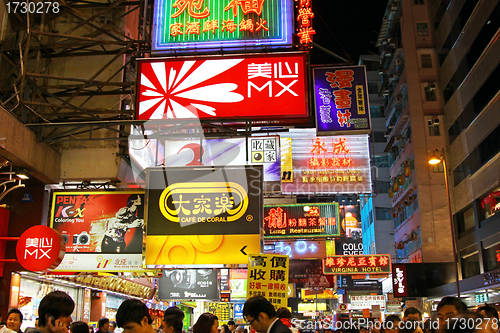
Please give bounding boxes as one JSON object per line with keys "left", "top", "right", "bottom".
{"left": 263, "top": 203, "right": 339, "bottom": 238}
{"left": 313, "top": 66, "right": 371, "bottom": 134}
{"left": 152, "top": 0, "right": 293, "bottom": 51}
{"left": 50, "top": 191, "right": 146, "bottom": 272}
{"left": 145, "top": 166, "right": 263, "bottom": 266}
{"left": 136, "top": 53, "right": 308, "bottom": 124}
{"left": 323, "top": 254, "right": 392, "bottom": 274}
{"left": 280, "top": 133, "right": 372, "bottom": 194}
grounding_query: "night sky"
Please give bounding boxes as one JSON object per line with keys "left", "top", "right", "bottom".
{"left": 309, "top": 0, "right": 388, "bottom": 65}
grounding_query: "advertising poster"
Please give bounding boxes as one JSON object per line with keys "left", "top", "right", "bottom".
{"left": 207, "top": 303, "right": 233, "bottom": 321}
{"left": 313, "top": 66, "right": 371, "bottom": 134}
{"left": 136, "top": 53, "right": 308, "bottom": 124}
{"left": 247, "top": 254, "right": 289, "bottom": 309}
{"left": 336, "top": 204, "right": 363, "bottom": 256}
{"left": 145, "top": 166, "right": 263, "bottom": 266}
{"left": 288, "top": 259, "right": 336, "bottom": 288}
{"left": 158, "top": 268, "right": 218, "bottom": 300}
{"left": 280, "top": 134, "right": 372, "bottom": 194}
{"left": 350, "top": 295, "right": 386, "bottom": 310}
{"left": 263, "top": 203, "right": 340, "bottom": 238}
{"left": 50, "top": 191, "right": 145, "bottom": 272}
{"left": 152, "top": 0, "right": 293, "bottom": 51}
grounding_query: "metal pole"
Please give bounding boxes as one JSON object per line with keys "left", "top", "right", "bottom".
{"left": 441, "top": 149, "right": 460, "bottom": 297}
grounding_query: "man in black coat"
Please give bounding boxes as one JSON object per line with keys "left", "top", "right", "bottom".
{"left": 243, "top": 296, "right": 292, "bottom": 333}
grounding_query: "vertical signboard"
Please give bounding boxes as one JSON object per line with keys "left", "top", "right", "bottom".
{"left": 153, "top": 0, "right": 293, "bottom": 52}
{"left": 247, "top": 254, "right": 289, "bottom": 309}
{"left": 313, "top": 66, "right": 371, "bottom": 134}
{"left": 145, "top": 166, "right": 263, "bottom": 266}
{"left": 392, "top": 264, "right": 408, "bottom": 297}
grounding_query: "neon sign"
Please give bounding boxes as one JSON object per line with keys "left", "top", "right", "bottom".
{"left": 264, "top": 203, "right": 340, "bottom": 238}
{"left": 313, "top": 66, "right": 371, "bottom": 134}
{"left": 295, "top": 0, "right": 315, "bottom": 49}
{"left": 153, "top": 0, "right": 293, "bottom": 52}
{"left": 323, "top": 254, "right": 391, "bottom": 274}
{"left": 264, "top": 240, "right": 326, "bottom": 259}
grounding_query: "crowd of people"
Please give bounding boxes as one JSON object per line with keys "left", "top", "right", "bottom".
{"left": 0, "top": 293, "right": 498, "bottom": 333}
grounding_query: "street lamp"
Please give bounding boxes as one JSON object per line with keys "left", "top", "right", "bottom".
{"left": 428, "top": 149, "right": 460, "bottom": 297}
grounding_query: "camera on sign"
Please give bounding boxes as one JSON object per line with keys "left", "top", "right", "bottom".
{"left": 73, "top": 231, "right": 90, "bottom": 245}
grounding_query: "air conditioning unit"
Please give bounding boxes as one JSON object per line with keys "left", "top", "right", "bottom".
{"left": 396, "top": 96, "right": 402, "bottom": 102}
{"left": 396, "top": 242, "right": 405, "bottom": 250}
{"left": 396, "top": 59, "right": 402, "bottom": 65}
{"left": 409, "top": 232, "right": 418, "bottom": 241}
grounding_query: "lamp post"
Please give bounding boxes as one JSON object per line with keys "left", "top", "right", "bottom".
{"left": 428, "top": 149, "right": 460, "bottom": 297}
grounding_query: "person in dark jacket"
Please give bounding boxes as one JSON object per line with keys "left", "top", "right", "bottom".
{"left": 96, "top": 319, "right": 109, "bottom": 333}
{"left": 243, "top": 296, "right": 292, "bottom": 333}
{"left": 70, "top": 322, "right": 90, "bottom": 333}
{"left": 24, "top": 291, "right": 75, "bottom": 333}
{"left": 6, "top": 309, "right": 23, "bottom": 333}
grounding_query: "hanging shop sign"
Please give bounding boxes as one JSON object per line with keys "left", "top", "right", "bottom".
{"left": 247, "top": 254, "right": 289, "bottom": 309}
{"left": 313, "top": 66, "right": 371, "bottom": 134}
{"left": 152, "top": 0, "right": 293, "bottom": 52}
{"left": 264, "top": 240, "right": 326, "bottom": 259}
{"left": 289, "top": 259, "right": 336, "bottom": 288}
{"left": 163, "top": 136, "right": 280, "bottom": 182}
{"left": 263, "top": 203, "right": 339, "bottom": 238}
{"left": 350, "top": 295, "right": 386, "bottom": 310}
{"left": 392, "top": 264, "right": 408, "bottom": 297}
{"left": 145, "top": 166, "right": 262, "bottom": 266}
{"left": 295, "top": 0, "right": 315, "bottom": 49}
{"left": 207, "top": 302, "right": 233, "bottom": 321}
{"left": 323, "top": 254, "right": 392, "bottom": 274}
{"left": 158, "top": 268, "right": 218, "bottom": 300}
{"left": 234, "top": 302, "right": 244, "bottom": 318}
{"left": 74, "top": 275, "right": 153, "bottom": 298}
{"left": 280, "top": 134, "right": 372, "bottom": 194}
{"left": 136, "top": 53, "right": 308, "bottom": 123}
{"left": 16, "top": 225, "right": 65, "bottom": 272}
{"left": 230, "top": 278, "right": 247, "bottom": 298}
{"left": 50, "top": 191, "right": 145, "bottom": 272}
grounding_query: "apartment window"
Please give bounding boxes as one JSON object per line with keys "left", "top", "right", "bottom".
{"left": 483, "top": 243, "right": 500, "bottom": 272}
{"left": 421, "top": 54, "right": 432, "bottom": 68}
{"left": 454, "top": 205, "right": 475, "bottom": 235}
{"left": 374, "top": 155, "right": 389, "bottom": 168}
{"left": 372, "top": 131, "right": 386, "bottom": 143}
{"left": 375, "top": 181, "right": 390, "bottom": 193}
{"left": 414, "top": 0, "right": 424, "bottom": 4}
{"left": 368, "top": 82, "right": 379, "bottom": 94}
{"left": 433, "top": 162, "right": 444, "bottom": 173}
{"left": 376, "top": 207, "right": 392, "bottom": 220}
{"left": 478, "top": 186, "right": 500, "bottom": 222}
{"left": 427, "top": 118, "right": 440, "bottom": 136}
{"left": 416, "top": 22, "right": 429, "bottom": 36}
{"left": 424, "top": 82, "right": 437, "bottom": 101}
{"left": 370, "top": 105, "right": 384, "bottom": 118}
{"left": 460, "top": 251, "right": 480, "bottom": 278}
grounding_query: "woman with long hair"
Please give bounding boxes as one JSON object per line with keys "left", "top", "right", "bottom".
{"left": 101, "top": 194, "right": 144, "bottom": 253}
{"left": 193, "top": 313, "right": 219, "bottom": 333}
{"left": 220, "top": 325, "right": 229, "bottom": 333}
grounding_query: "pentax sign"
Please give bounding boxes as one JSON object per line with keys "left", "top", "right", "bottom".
{"left": 152, "top": 0, "right": 293, "bottom": 52}
{"left": 323, "top": 254, "right": 391, "bottom": 274}
{"left": 313, "top": 66, "right": 371, "bottom": 134}
{"left": 136, "top": 53, "right": 308, "bottom": 124}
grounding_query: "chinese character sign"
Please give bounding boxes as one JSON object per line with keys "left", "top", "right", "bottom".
{"left": 207, "top": 302, "right": 233, "bottom": 320}
{"left": 263, "top": 203, "right": 339, "bottom": 238}
{"left": 313, "top": 66, "right": 371, "bottom": 134}
{"left": 153, "top": 0, "right": 293, "bottom": 51}
{"left": 323, "top": 254, "right": 391, "bottom": 274}
{"left": 295, "top": 0, "right": 315, "bottom": 49}
{"left": 136, "top": 54, "right": 308, "bottom": 124}
{"left": 247, "top": 254, "right": 289, "bottom": 309}
{"left": 350, "top": 295, "right": 386, "bottom": 310}
{"left": 145, "top": 166, "right": 263, "bottom": 266}
{"left": 280, "top": 133, "right": 372, "bottom": 194}
{"left": 16, "top": 226, "right": 65, "bottom": 272}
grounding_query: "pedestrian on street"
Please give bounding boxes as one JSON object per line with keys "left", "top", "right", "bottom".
{"left": 116, "top": 299, "right": 156, "bottom": 333}
{"left": 193, "top": 314, "right": 218, "bottom": 333}
{"left": 243, "top": 296, "right": 292, "bottom": 333}
{"left": 6, "top": 309, "right": 23, "bottom": 333}
{"left": 24, "top": 291, "right": 75, "bottom": 333}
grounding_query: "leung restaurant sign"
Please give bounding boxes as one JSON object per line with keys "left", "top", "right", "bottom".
{"left": 152, "top": 0, "right": 293, "bottom": 51}
{"left": 313, "top": 66, "right": 371, "bottom": 134}
{"left": 136, "top": 53, "right": 308, "bottom": 124}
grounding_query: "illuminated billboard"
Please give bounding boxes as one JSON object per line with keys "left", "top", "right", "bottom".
{"left": 50, "top": 191, "right": 146, "bottom": 272}
{"left": 323, "top": 254, "right": 392, "bottom": 274}
{"left": 152, "top": 0, "right": 293, "bottom": 52}
{"left": 145, "top": 166, "right": 263, "bottom": 266}
{"left": 136, "top": 53, "right": 308, "bottom": 123}
{"left": 280, "top": 133, "right": 372, "bottom": 194}
{"left": 263, "top": 203, "right": 339, "bottom": 238}
{"left": 313, "top": 66, "right": 371, "bottom": 134}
